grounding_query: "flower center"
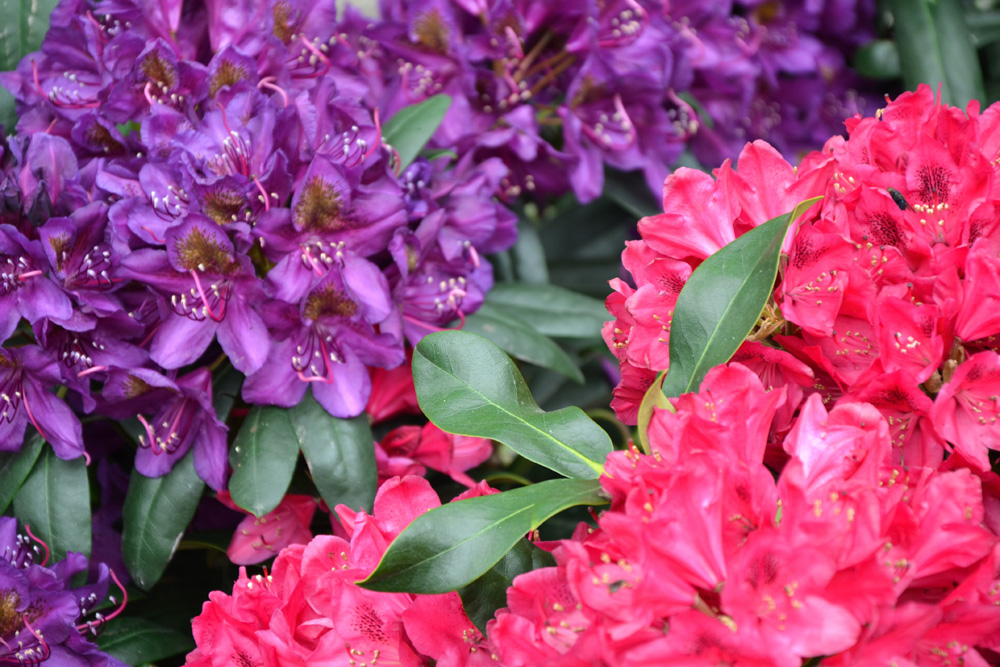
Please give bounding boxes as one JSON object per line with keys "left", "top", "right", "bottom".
{"left": 294, "top": 177, "right": 345, "bottom": 232}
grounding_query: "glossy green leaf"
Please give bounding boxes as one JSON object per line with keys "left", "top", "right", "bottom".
{"left": 460, "top": 303, "right": 584, "bottom": 383}
{"left": 97, "top": 617, "right": 194, "bottom": 665}
{"left": 414, "top": 331, "right": 611, "bottom": 479}
{"left": 359, "top": 478, "right": 605, "bottom": 594}
{"left": 853, "top": 39, "right": 901, "bottom": 79}
{"left": 382, "top": 94, "right": 452, "bottom": 171}
{"left": 661, "top": 198, "right": 820, "bottom": 398}
{"left": 290, "top": 394, "right": 376, "bottom": 513}
{"left": 121, "top": 450, "right": 205, "bottom": 591}
{"left": 229, "top": 406, "right": 298, "bottom": 517}
{"left": 0, "top": 431, "right": 43, "bottom": 513}
{"left": 459, "top": 538, "right": 555, "bottom": 634}
{"left": 890, "top": 0, "right": 985, "bottom": 108}
{"left": 485, "top": 282, "right": 610, "bottom": 339}
{"left": 13, "top": 448, "right": 90, "bottom": 562}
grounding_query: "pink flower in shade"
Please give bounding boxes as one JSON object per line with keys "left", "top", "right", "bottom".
{"left": 366, "top": 349, "right": 420, "bottom": 424}
{"left": 376, "top": 422, "right": 492, "bottom": 488}
{"left": 188, "top": 477, "right": 497, "bottom": 667}
{"left": 216, "top": 492, "right": 317, "bottom": 565}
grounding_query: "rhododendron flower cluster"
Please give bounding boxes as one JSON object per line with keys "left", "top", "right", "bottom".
{"left": 0, "top": 518, "right": 127, "bottom": 667}
{"left": 350, "top": 0, "right": 877, "bottom": 201}
{"left": 0, "top": 0, "right": 515, "bottom": 488}
{"left": 490, "top": 364, "right": 1000, "bottom": 664}
{"left": 607, "top": 84, "right": 1000, "bottom": 474}
{"left": 186, "top": 476, "right": 499, "bottom": 666}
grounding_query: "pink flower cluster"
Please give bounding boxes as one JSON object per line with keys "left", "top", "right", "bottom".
{"left": 186, "top": 476, "right": 498, "bottom": 666}
{"left": 491, "top": 364, "right": 1000, "bottom": 664}
{"left": 605, "top": 83, "right": 1000, "bottom": 474}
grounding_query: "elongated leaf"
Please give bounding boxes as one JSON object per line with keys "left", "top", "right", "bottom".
{"left": 382, "top": 94, "right": 452, "bottom": 171}
{"left": 0, "top": 431, "right": 43, "bottom": 513}
{"left": 459, "top": 538, "right": 555, "bottom": 634}
{"left": 213, "top": 363, "right": 243, "bottom": 422}
{"left": 853, "top": 40, "right": 901, "bottom": 79}
{"left": 359, "top": 478, "right": 605, "bottom": 593}
{"left": 509, "top": 221, "right": 549, "bottom": 284}
{"left": 414, "top": 331, "right": 611, "bottom": 479}
{"left": 229, "top": 406, "right": 299, "bottom": 517}
{"left": 460, "top": 304, "right": 584, "bottom": 383}
{"left": 0, "top": 0, "right": 61, "bottom": 128}
{"left": 485, "top": 282, "right": 610, "bottom": 339}
{"left": 0, "top": 0, "right": 60, "bottom": 70}
{"left": 97, "top": 617, "right": 194, "bottom": 664}
{"left": 290, "top": 395, "right": 376, "bottom": 513}
{"left": 890, "top": 0, "right": 985, "bottom": 108}
{"left": 661, "top": 199, "right": 820, "bottom": 398}
{"left": 13, "top": 448, "right": 90, "bottom": 562}
{"left": 121, "top": 450, "right": 205, "bottom": 590}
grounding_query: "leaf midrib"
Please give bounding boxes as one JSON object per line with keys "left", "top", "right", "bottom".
{"left": 423, "top": 354, "right": 604, "bottom": 475}
{"left": 682, "top": 236, "right": 781, "bottom": 394}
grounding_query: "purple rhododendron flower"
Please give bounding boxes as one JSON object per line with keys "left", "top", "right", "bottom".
{"left": 0, "top": 0, "right": 879, "bottom": 488}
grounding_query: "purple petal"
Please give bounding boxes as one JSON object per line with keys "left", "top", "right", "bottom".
{"left": 311, "top": 351, "right": 370, "bottom": 418}
{"left": 150, "top": 313, "right": 218, "bottom": 370}
{"left": 217, "top": 293, "right": 271, "bottom": 375}
{"left": 23, "top": 381, "right": 85, "bottom": 459}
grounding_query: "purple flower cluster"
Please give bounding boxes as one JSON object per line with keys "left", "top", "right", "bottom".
{"left": 0, "top": 518, "right": 126, "bottom": 667}
{"left": 0, "top": 0, "right": 877, "bottom": 490}
{"left": 0, "top": 0, "right": 515, "bottom": 488}
{"left": 343, "top": 0, "right": 877, "bottom": 201}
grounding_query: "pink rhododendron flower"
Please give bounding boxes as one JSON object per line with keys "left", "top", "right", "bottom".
{"left": 604, "top": 82, "right": 1000, "bottom": 477}
{"left": 490, "top": 363, "right": 1000, "bottom": 665}
{"left": 187, "top": 477, "right": 499, "bottom": 666}
{"left": 217, "top": 492, "right": 317, "bottom": 565}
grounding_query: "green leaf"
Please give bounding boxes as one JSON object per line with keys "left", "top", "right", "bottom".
{"left": 889, "top": 0, "right": 985, "bottom": 108}
{"left": 603, "top": 168, "right": 661, "bottom": 218}
{"left": 661, "top": 198, "right": 821, "bottom": 398}
{"left": 229, "top": 406, "right": 299, "bottom": 517}
{"left": 290, "top": 395, "right": 376, "bottom": 513}
{"left": 96, "top": 617, "right": 194, "bottom": 665}
{"left": 213, "top": 363, "right": 243, "bottom": 422}
{"left": 460, "top": 303, "right": 584, "bottom": 383}
{"left": 636, "top": 370, "right": 672, "bottom": 454}
{"left": 459, "top": 538, "right": 555, "bottom": 634}
{"left": 121, "top": 450, "right": 205, "bottom": 591}
{"left": 509, "top": 221, "right": 549, "bottom": 284}
{"left": 13, "top": 448, "right": 90, "bottom": 562}
{"left": 414, "top": 330, "right": 611, "bottom": 479}
{"left": 0, "top": 431, "right": 43, "bottom": 513}
{"left": 358, "top": 478, "right": 605, "bottom": 594}
{"left": 382, "top": 94, "right": 452, "bottom": 172}
{"left": 853, "top": 39, "right": 901, "bottom": 79}
{"left": 0, "top": 0, "right": 60, "bottom": 129}
{"left": 0, "top": 0, "right": 60, "bottom": 71}
{"left": 485, "top": 282, "right": 610, "bottom": 339}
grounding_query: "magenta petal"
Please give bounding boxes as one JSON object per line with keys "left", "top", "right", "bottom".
{"left": 150, "top": 313, "right": 218, "bottom": 370}
{"left": 311, "top": 352, "right": 370, "bottom": 418}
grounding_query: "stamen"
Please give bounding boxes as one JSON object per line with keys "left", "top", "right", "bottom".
{"left": 23, "top": 525, "right": 49, "bottom": 567}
